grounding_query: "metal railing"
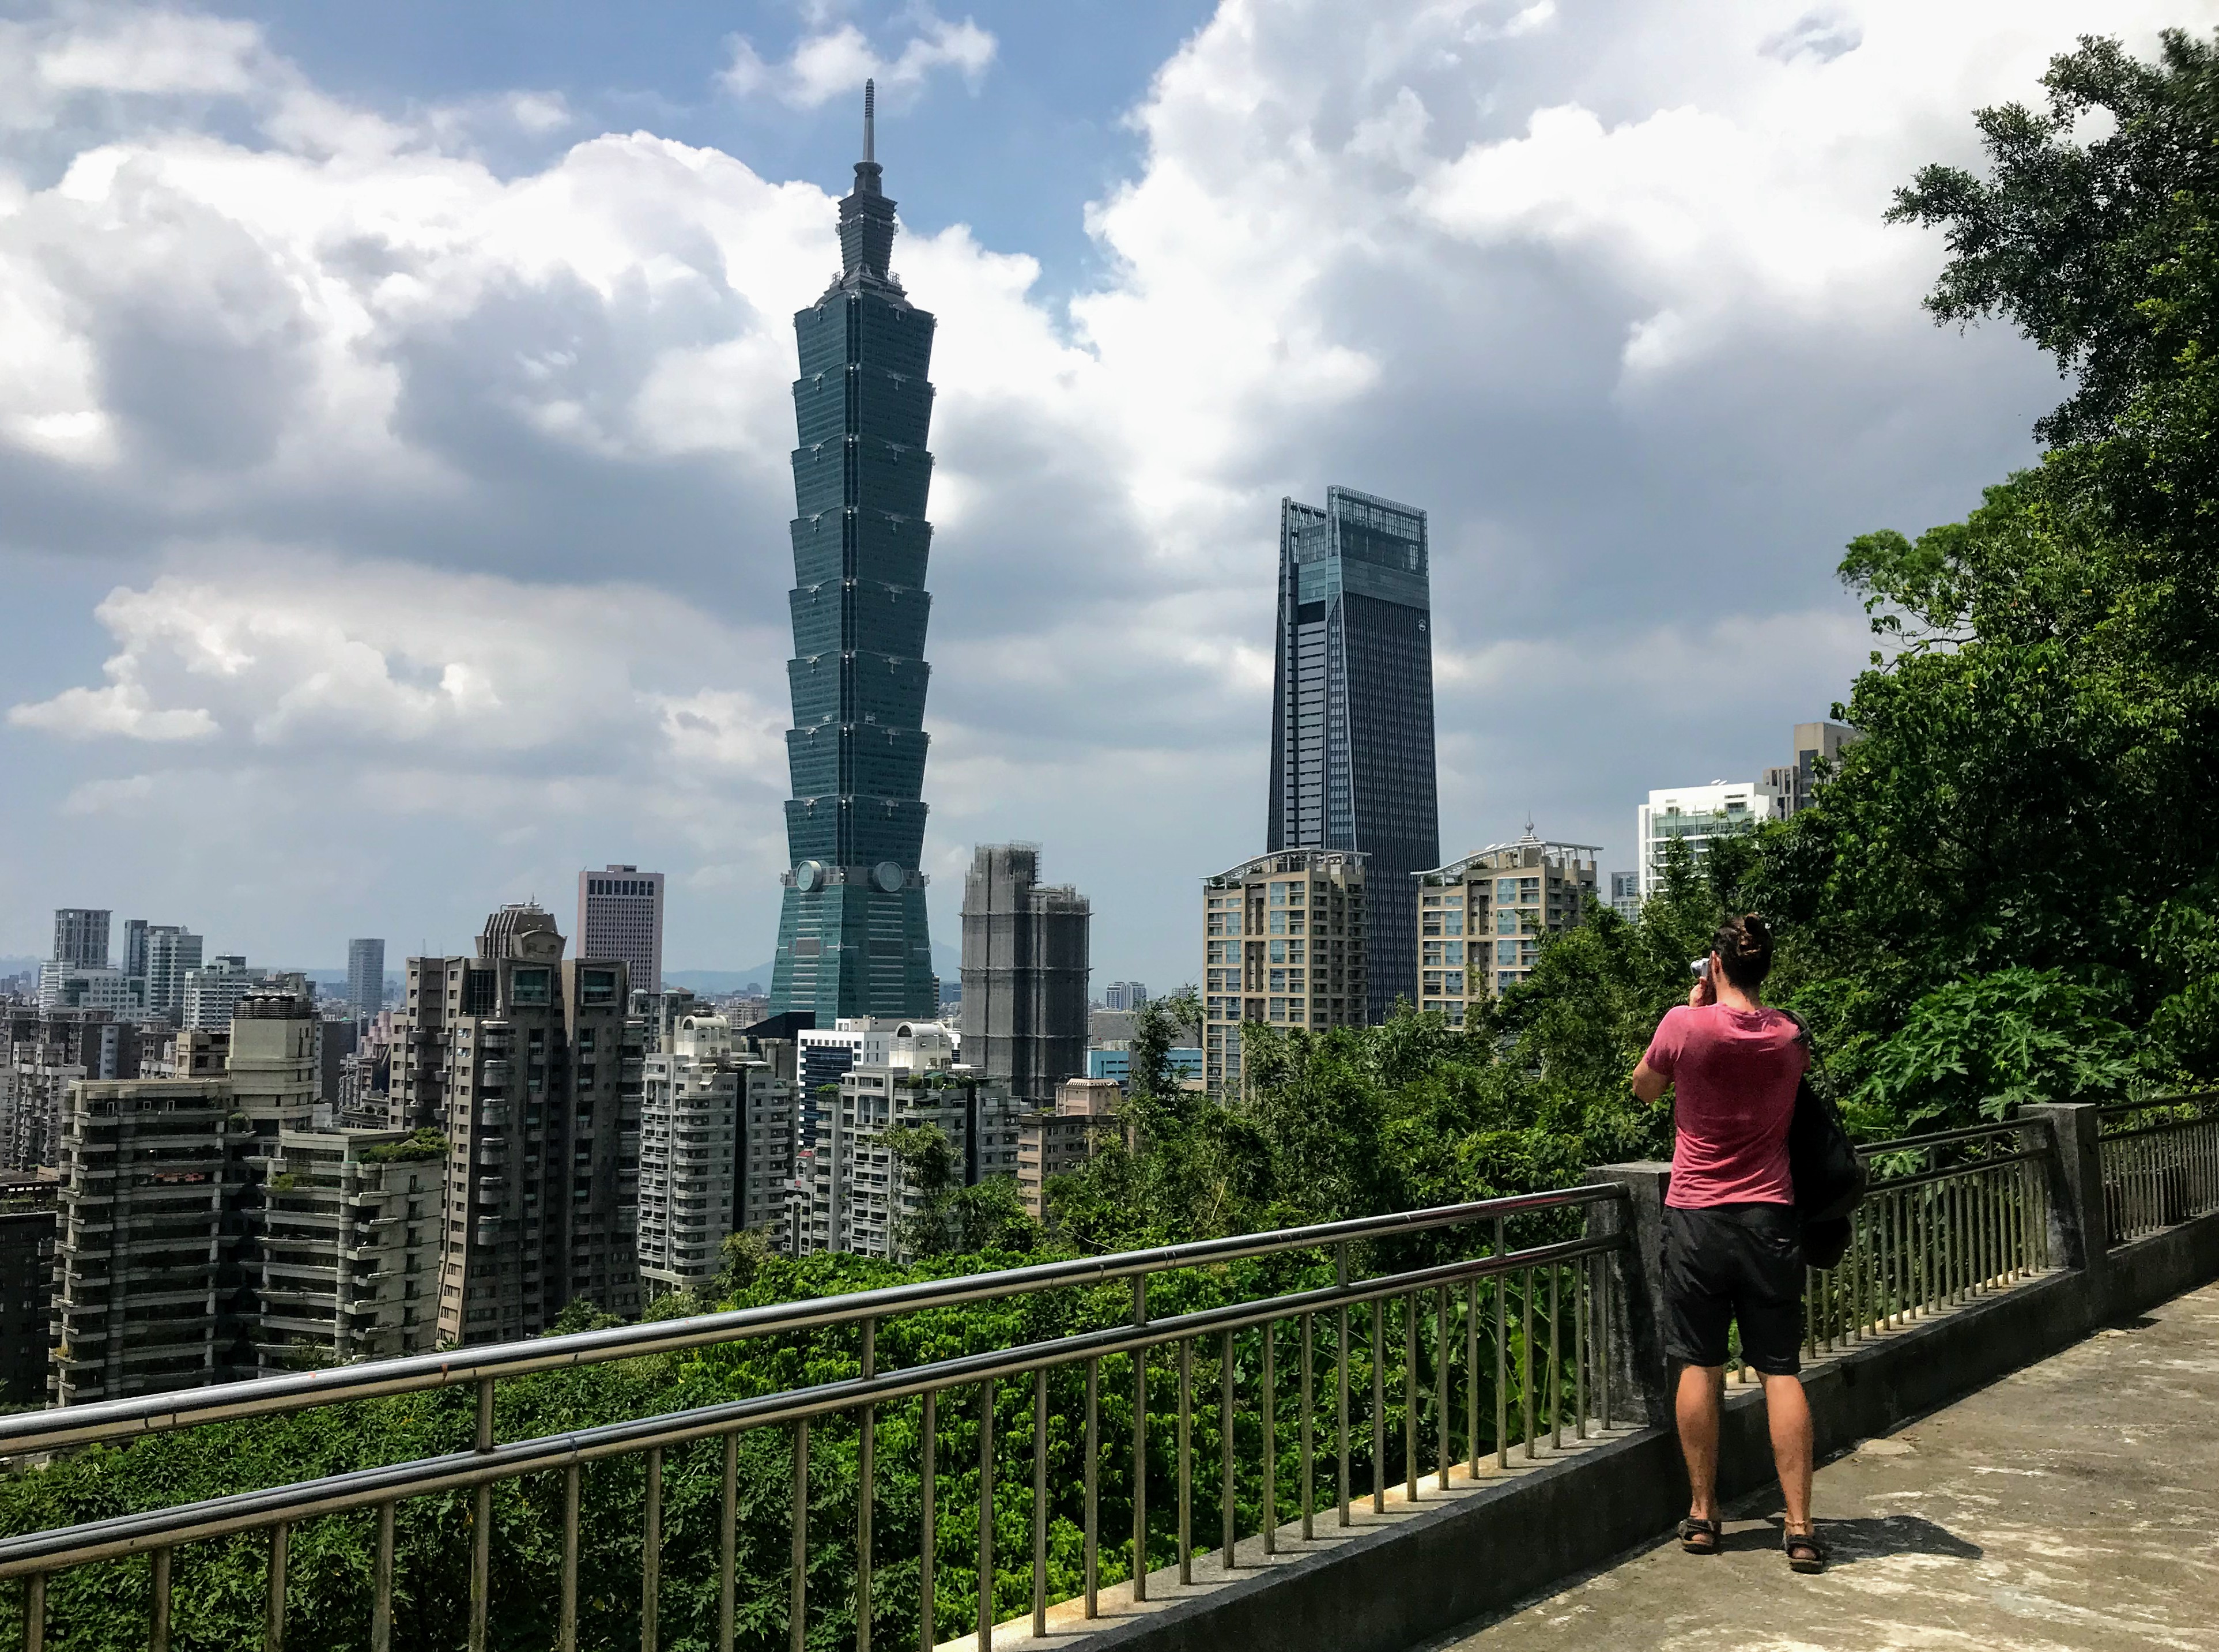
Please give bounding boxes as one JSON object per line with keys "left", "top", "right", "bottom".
{"left": 2099, "top": 1095, "right": 2219, "bottom": 1243}
{"left": 0, "top": 1186, "right": 1629, "bottom": 1652}
{"left": 1727, "top": 1119, "right": 2054, "bottom": 1382}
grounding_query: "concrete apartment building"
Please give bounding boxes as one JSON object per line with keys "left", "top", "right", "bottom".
{"left": 34, "top": 963, "right": 132, "bottom": 1015}
{"left": 1637, "top": 780, "right": 1787, "bottom": 901}
{"left": 0, "top": 1171, "right": 58, "bottom": 1404}
{"left": 50, "top": 1076, "right": 235, "bottom": 1405}
{"left": 2, "top": 1008, "right": 140, "bottom": 1171}
{"left": 636, "top": 1012, "right": 795, "bottom": 1299}
{"left": 959, "top": 844, "right": 1090, "bottom": 1106}
{"left": 141, "top": 925, "right": 205, "bottom": 1021}
{"left": 250, "top": 1127, "right": 440, "bottom": 1371}
{"left": 347, "top": 939, "right": 386, "bottom": 1023}
{"left": 1202, "top": 848, "right": 1368, "bottom": 1098}
{"left": 578, "top": 866, "right": 664, "bottom": 1000}
{"left": 803, "top": 1025, "right": 1022, "bottom": 1260}
{"left": 51, "top": 908, "right": 110, "bottom": 970}
{"left": 1764, "top": 721, "right": 1863, "bottom": 817}
{"left": 390, "top": 904, "right": 646, "bottom": 1346}
{"left": 1414, "top": 836, "right": 1601, "bottom": 1020}
{"left": 183, "top": 955, "right": 255, "bottom": 1030}
{"left": 46, "top": 988, "right": 443, "bottom": 1404}
{"left": 1015, "top": 1076, "right": 1121, "bottom": 1220}
{"left": 1101, "top": 982, "right": 1148, "bottom": 1012}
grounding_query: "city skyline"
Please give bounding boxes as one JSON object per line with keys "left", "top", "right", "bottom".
{"left": 0, "top": 1, "right": 2159, "bottom": 995}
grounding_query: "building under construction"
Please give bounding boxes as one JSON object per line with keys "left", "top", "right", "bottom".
{"left": 957, "top": 844, "right": 1090, "bottom": 1107}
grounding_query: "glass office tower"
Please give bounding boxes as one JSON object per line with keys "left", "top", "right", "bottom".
{"left": 769, "top": 83, "right": 938, "bottom": 1020}
{"left": 1267, "top": 486, "right": 1439, "bottom": 1023}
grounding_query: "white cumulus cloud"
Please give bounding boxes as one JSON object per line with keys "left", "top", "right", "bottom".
{"left": 720, "top": 7, "right": 996, "bottom": 110}
{"left": 0, "top": 0, "right": 2184, "bottom": 979}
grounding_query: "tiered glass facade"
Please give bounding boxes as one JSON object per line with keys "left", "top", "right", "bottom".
{"left": 1267, "top": 486, "right": 1438, "bottom": 1023}
{"left": 770, "top": 99, "right": 938, "bottom": 1020}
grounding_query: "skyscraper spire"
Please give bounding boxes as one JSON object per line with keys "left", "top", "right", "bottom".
{"left": 839, "top": 78, "right": 896, "bottom": 276}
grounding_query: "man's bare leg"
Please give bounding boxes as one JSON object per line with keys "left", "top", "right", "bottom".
{"left": 1674, "top": 1363, "right": 1726, "bottom": 1522}
{"left": 1760, "top": 1372, "right": 1813, "bottom": 1533}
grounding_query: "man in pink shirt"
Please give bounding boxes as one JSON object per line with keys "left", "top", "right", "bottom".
{"left": 1632, "top": 914, "right": 1823, "bottom": 1574}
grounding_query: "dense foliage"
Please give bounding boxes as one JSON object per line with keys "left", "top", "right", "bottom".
{"left": 1758, "top": 27, "right": 2219, "bottom": 1122}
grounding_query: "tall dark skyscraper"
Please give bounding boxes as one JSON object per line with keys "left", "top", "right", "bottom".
{"left": 771, "top": 83, "right": 938, "bottom": 1021}
{"left": 1267, "top": 486, "right": 1439, "bottom": 1023}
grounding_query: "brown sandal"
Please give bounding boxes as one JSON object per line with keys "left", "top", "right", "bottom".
{"left": 1784, "top": 1526, "right": 1826, "bottom": 1574}
{"left": 1678, "top": 1517, "right": 1722, "bottom": 1555}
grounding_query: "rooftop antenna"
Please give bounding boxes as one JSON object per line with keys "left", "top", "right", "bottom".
{"left": 863, "top": 78, "right": 875, "bottom": 163}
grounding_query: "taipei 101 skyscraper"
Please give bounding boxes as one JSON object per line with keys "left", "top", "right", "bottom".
{"left": 769, "top": 82, "right": 939, "bottom": 1019}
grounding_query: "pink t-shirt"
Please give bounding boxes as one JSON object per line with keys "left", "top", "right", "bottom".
{"left": 1643, "top": 1004, "right": 1809, "bottom": 1209}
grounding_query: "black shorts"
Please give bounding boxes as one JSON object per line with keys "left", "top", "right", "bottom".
{"left": 1662, "top": 1203, "right": 1804, "bottom": 1376}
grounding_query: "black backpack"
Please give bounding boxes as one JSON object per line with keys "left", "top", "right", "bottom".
{"left": 1780, "top": 1010, "right": 1867, "bottom": 1268}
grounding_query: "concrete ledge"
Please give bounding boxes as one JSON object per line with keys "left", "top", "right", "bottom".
{"left": 943, "top": 1203, "right": 2219, "bottom": 1652}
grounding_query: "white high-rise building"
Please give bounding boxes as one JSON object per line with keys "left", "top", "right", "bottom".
{"left": 182, "top": 956, "right": 254, "bottom": 1030}
{"left": 801, "top": 1027, "right": 1021, "bottom": 1261}
{"left": 35, "top": 965, "right": 132, "bottom": 1014}
{"left": 142, "top": 926, "right": 205, "bottom": 1020}
{"left": 346, "top": 940, "right": 386, "bottom": 1023}
{"left": 51, "top": 910, "right": 110, "bottom": 971}
{"left": 577, "top": 866, "right": 664, "bottom": 999}
{"left": 636, "top": 1012, "right": 795, "bottom": 1299}
{"left": 1636, "top": 780, "right": 1787, "bottom": 902}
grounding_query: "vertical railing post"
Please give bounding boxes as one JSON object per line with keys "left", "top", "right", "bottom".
{"left": 1586, "top": 1166, "right": 1670, "bottom": 1426}
{"left": 1334, "top": 1244, "right": 1351, "bottom": 1526}
{"left": 720, "top": 1435, "right": 738, "bottom": 1652}
{"left": 2022, "top": 1104, "right": 2109, "bottom": 1328}
{"left": 1176, "top": 1341, "right": 1192, "bottom": 1583}
{"left": 152, "top": 1547, "right": 173, "bottom": 1652}
{"left": 791, "top": 1420, "right": 810, "bottom": 1652}
{"left": 858, "top": 1319, "right": 875, "bottom": 1652}
{"left": 1131, "top": 1277, "right": 1149, "bottom": 1601}
{"left": 561, "top": 1462, "right": 580, "bottom": 1652}
{"left": 1036, "top": 1367, "right": 1052, "bottom": 1632}
{"left": 1082, "top": 1361, "right": 1097, "bottom": 1612}
{"left": 642, "top": 1447, "right": 662, "bottom": 1652}
{"left": 922, "top": 1390, "right": 938, "bottom": 1647}
{"left": 265, "top": 1524, "right": 288, "bottom": 1652}
{"left": 470, "top": 1378, "right": 494, "bottom": 1652}
{"left": 977, "top": 1380, "right": 995, "bottom": 1652}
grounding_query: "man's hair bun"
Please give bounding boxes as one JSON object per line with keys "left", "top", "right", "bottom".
{"left": 1710, "top": 913, "right": 1774, "bottom": 990}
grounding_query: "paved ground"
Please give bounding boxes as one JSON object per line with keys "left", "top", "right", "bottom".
{"left": 1428, "top": 1279, "right": 2219, "bottom": 1652}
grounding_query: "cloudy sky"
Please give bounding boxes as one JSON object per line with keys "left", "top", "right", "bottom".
{"left": 0, "top": 0, "right": 2191, "bottom": 986}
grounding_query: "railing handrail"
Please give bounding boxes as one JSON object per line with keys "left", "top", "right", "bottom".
{"left": 1854, "top": 1119, "right": 2032, "bottom": 1158}
{"left": 2095, "top": 1092, "right": 2218, "bottom": 1118}
{"left": 4, "top": 1182, "right": 1626, "bottom": 1459}
{"left": 0, "top": 1232, "right": 1621, "bottom": 1578}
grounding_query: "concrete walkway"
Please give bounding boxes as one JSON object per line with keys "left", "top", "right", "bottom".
{"left": 1428, "top": 1279, "right": 2219, "bottom": 1652}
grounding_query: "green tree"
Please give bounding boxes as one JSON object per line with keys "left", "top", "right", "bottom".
{"left": 1758, "top": 29, "right": 2219, "bottom": 1118}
